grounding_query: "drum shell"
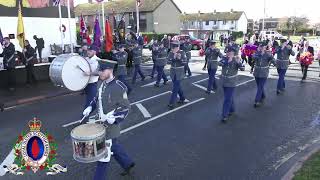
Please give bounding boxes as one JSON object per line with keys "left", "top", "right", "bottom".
{"left": 71, "top": 124, "right": 107, "bottom": 163}
{"left": 49, "top": 54, "right": 90, "bottom": 91}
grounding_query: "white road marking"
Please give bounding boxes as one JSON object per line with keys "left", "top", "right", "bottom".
{"left": 135, "top": 103, "right": 152, "bottom": 118}
{"left": 130, "top": 91, "right": 171, "bottom": 105}
{"left": 121, "top": 98, "right": 205, "bottom": 134}
{"left": 141, "top": 73, "right": 201, "bottom": 87}
{"left": 0, "top": 149, "right": 14, "bottom": 176}
{"left": 236, "top": 79, "right": 255, "bottom": 87}
{"left": 141, "top": 76, "right": 171, "bottom": 87}
{"left": 273, "top": 152, "right": 297, "bottom": 170}
{"left": 193, "top": 83, "right": 208, "bottom": 91}
{"left": 62, "top": 91, "right": 171, "bottom": 128}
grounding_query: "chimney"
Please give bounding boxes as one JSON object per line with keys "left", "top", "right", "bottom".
{"left": 214, "top": 9, "right": 216, "bottom": 13}
{"left": 230, "top": 9, "right": 233, "bottom": 13}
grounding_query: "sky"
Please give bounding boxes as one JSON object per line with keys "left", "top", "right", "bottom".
{"left": 74, "top": 0, "right": 320, "bottom": 23}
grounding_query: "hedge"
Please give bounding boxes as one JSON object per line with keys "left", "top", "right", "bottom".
{"left": 141, "top": 32, "right": 178, "bottom": 43}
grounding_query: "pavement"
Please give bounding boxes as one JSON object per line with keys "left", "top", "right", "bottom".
{"left": 0, "top": 51, "right": 320, "bottom": 180}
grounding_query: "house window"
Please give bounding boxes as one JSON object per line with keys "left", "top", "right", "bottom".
{"left": 223, "top": 20, "right": 226, "bottom": 25}
{"left": 214, "top": 21, "right": 217, "bottom": 25}
{"left": 205, "top": 21, "right": 209, "bottom": 25}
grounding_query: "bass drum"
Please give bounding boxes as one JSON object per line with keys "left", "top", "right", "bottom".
{"left": 49, "top": 54, "right": 91, "bottom": 91}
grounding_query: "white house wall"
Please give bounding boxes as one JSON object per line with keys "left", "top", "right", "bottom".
{"left": 236, "top": 14, "right": 248, "bottom": 34}
{"left": 153, "top": 0, "right": 180, "bottom": 34}
{"left": 0, "top": 17, "right": 77, "bottom": 58}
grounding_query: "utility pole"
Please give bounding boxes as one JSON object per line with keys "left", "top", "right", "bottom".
{"left": 262, "top": 0, "right": 266, "bottom": 30}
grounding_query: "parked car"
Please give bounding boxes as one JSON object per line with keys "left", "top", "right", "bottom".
{"left": 260, "top": 31, "right": 285, "bottom": 40}
{"left": 172, "top": 34, "right": 203, "bottom": 50}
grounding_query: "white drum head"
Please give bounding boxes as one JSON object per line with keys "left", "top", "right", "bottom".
{"left": 61, "top": 56, "right": 90, "bottom": 91}
{"left": 71, "top": 124, "right": 106, "bottom": 140}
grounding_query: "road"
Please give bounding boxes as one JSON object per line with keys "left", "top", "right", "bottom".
{"left": 1, "top": 55, "right": 320, "bottom": 180}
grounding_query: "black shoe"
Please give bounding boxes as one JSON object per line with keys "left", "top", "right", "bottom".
{"left": 221, "top": 117, "right": 228, "bottom": 123}
{"left": 187, "top": 74, "right": 192, "bottom": 78}
{"left": 163, "top": 80, "right": 168, "bottom": 85}
{"left": 0, "top": 103, "right": 4, "bottom": 112}
{"left": 154, "top": 84, "right": 160, "bottom": 87}
{"left": 228, "top": 112, "right": 234, "bottom": 117}
{"left": 141, "top": 77, "right": 145, "bottom": 81}
{"left": 254, "top": 102, "right": 261, "bottom": 108}
{"left": 150, "top": 75, "right": 154, "bottom": 79}
{"left": 276, "top": 90, "right": 281, "bottom": 95}
{"left": 168, "top": 104, "right": 175, "bottom": 109}
{"left": 177, "top": 99, "right": 186, "bottom": 104}
{"left": 205, "top": 91, "right": 211, "bottom": 94}
{"left": 120, "top": 163, "right": 135, "bottom": 176}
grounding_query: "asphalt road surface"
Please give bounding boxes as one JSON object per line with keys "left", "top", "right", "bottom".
{"left": 1, "top": 56, "right": 320, "bottom": 180}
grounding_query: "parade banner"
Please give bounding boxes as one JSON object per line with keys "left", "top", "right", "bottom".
{"left": 0, "top": 0, "right": 74, "bottom": 18}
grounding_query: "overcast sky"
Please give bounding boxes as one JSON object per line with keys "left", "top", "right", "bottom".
{"left": 74, "top": 0, "right": 320, "bottom": 23}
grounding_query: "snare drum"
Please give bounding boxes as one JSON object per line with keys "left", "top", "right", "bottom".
{"left": 49, "top": 54, "right": 91, "bottom": 91}
{"left": 71, "top": 123, "right": 107, "bottom": 163}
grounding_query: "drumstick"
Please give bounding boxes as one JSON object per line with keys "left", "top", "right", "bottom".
{"left": 62, "top": 116, "right": 86, "bottom": 128}
{"left": 77, "top": 65, "right": 86, "bottom": 73}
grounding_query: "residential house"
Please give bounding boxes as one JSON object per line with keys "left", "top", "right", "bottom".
{"left": 180, "top": 10, "right": 248, "bottom": 39}
{"left": 74, "top": 0, "right": 182, "bottom": 34}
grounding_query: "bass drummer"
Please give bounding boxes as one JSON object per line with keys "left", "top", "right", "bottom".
{"left": 82, "top": 60, "right": 135, "bottom": 180}
{"left": 83, "top": 46, "right": 100, "bottom": 113}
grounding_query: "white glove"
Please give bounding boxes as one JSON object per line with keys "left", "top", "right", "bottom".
{"left": 106, "top": 111, "right": 116, "bottom": 124}
{"left": 83, "top": 106, "right": 92, "bottom": 117}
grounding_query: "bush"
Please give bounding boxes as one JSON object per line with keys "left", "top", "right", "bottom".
{"left": 141, "top": 32, "right": 178, "bottom": 43}
{"left": 231, "top": 31, "right": 244, "bottom": 39}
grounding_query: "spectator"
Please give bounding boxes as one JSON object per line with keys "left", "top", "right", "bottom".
{"left": 0, "top": 37, "right": 16, "bottom": 91}
{"left": 23, "top": 40, "right": 37, "bottom": 86}
{"left": 33, "top": 35, "right": 44, "bottom": 63}
{"left": 137, "top": 33, "right": 144, "bottom": 46}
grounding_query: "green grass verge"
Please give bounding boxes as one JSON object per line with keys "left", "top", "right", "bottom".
{"left": 293, "top": 151, "right": 320, "bottom": 180}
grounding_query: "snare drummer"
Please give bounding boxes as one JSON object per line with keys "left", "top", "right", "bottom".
{"left": 83, "top": 46, "right": 100, "bottom": 112}
{"left": 82, "top": 60, "right": 135, "bottom": 180}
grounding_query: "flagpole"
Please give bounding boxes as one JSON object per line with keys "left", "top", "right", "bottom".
{"left": 58, "top": 2, "right": 64, "bottom": 51}
{"left": 102, "top": 1, "right": 105, "bottom": 36}
{"left": 135, "top": 0, "right": 140, "bottom": 33}
{"left": 67, "top": 0, "right": 73, "bottom": 53}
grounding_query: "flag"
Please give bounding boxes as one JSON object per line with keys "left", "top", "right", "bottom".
{"left": 93, "top": 16, "right": 101, "bottom": 51}
{"left": 118, "top": 17, "right": 126, "bottom": 43}
{"left": 79, "top": 14, "right": 92, "bottom": 45}
{"left": 136, "top": 0, "right": 143, "bottom": 7}
{"left": 80, "top": 14, "right": 87, "bottom": 37}
{"left": 105, "top": 20, "right": 113, "bottom": 52}
{"left": 17, "top": 1, "right": 25, "bottom": 48}
{"left": 0, "top": 28, "right": 3, "bottom": 45}
{"left": 53, "top": 0, "right": 60, "bottom": 6}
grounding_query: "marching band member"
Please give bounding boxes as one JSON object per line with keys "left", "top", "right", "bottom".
{"left": 154, "top": 41, "right": 169, "bottom": 87}
{"left": 275, "top": 39, "right": 295, "bottom": 95}
{"left": 205, "top": 40, "right": 223, "bottom": 94}
{"left": 252, "top": 42, "right": 276, "bottom": 108}
{"left": 219, "top": 47, "right": 245, "bottom": 123}
{"left": 180, "top": 38, "right": 192, "bottom": 77}
{"left": 131, "top": 40, "right": 145, "bottom": 84}
{"left": 83, "top": 46, "right": 100, "bottom": 112}
{"left": 113, "top": 44, "right": 132, "bottom": 94}
{"left": 224, "top": 36, "right": 240, "bottom": 56}
{"left": 149, "top": 38, "right": 159, "bottom": 79}
{"left": 82, "top": 60, "right": 135, "bottom": 180}
{"left": 167, "top": 41, "right": 187, "bottom": 109}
